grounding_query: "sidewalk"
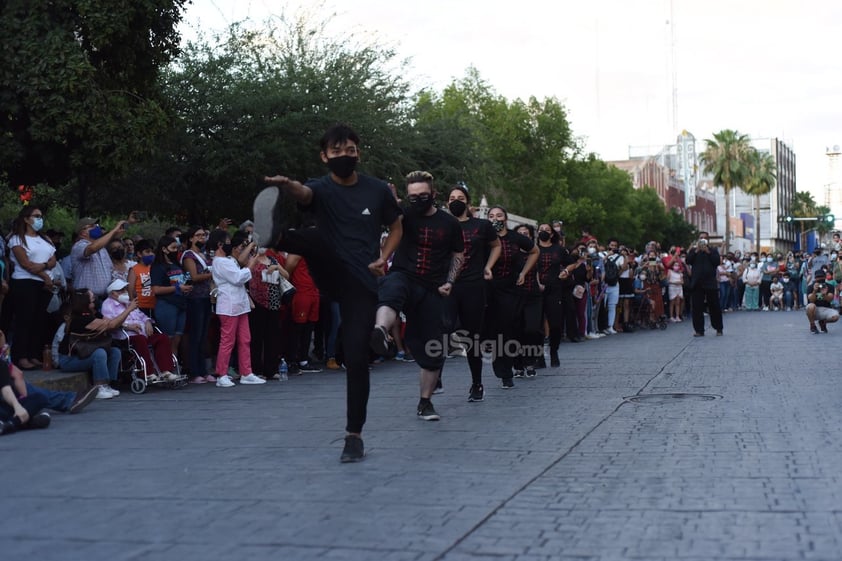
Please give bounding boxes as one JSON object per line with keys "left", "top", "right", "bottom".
{"left": 2, "top": 310, "right": 840, "bottom": 561}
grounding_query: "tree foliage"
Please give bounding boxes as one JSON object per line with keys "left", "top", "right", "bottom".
{"left": 0, "top": 0, "right": 187, "bottom": 214}
{"left": 1, "top": 6, "right": 697, "bottom": 246}
{"left": 699, "top": 129, "right": 752, "bottom": 251}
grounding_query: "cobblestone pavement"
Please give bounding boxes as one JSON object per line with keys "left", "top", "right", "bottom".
{"left": 3, "top": 310, "right": 840, "bottom": 561}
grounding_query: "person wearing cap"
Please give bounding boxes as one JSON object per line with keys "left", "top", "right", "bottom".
{"left": 70, "top": 216, "right": 131, "bottom": 299}
{"left": 101, "top": 279, "right": 179, "bottom": 382}
{"left": 805, "top": 270, "right": 839, "bottom": 334}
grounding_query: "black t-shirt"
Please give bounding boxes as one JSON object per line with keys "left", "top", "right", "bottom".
{"left": 491, "top": 231, "right": 534, "bottom": 286}
{"left": 807, "top": 282, "right": 833, "bottom": 308}
{"left": 391, "top": 209, "right": 464, "bottom": 288}
{"left": 304, "top": 174, "right": 403, "bottom": 294}
{"left": 0, "top": 360, "right": 10, "bottom": 390}
{"left": 59, "top": 312, "right": 103, "bottom": 355}
{"left": 151, "top": 261, "right": 189, "bottom": 309}
{"left": 456, "top": 217, "right": 498, "bottom": 283}
{"left": 538, "top": 244, "right": 564, "bottom": 287}
{"left": 517, "top": 248, "right": 541, "bottom": 294}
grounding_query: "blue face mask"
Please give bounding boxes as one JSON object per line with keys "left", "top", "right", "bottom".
{"left": 31, "top": 217, "right": 44, "bottom": 231}
{"left": 141, "top": 255, "right": 154, "bottom": 266}
{"left": 89, "top": 225, "right": 104, "bottom": 240}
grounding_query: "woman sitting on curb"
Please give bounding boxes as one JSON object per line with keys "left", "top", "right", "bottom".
{"left": 52, "top": 291, "right": 126, "bottom": 400}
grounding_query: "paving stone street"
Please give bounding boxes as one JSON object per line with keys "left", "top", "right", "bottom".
{"left": 3, "top": 310, "right": 841, "bottom": 561}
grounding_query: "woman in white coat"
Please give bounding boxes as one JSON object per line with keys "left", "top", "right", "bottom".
{"left": 208, "top": 229, "right": 264, "bottom": 388}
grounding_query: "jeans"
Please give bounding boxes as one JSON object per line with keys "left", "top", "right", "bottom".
{"left": 186, "top": 297, "right": 211, "bottom": 377}
{"left": 58, "top": 348, "right": 121, "bottom": 383}
{"left": 604, "top": 284, "right": 620, "bottom": 328}
{"left": 25, "top": 381, "right": 74, "bottom": 412}
{"left": 155, "top": 299, "right": 187, "bottom": 336}
{"left": 719, "top": 281, "right": 731, "bottom": 310}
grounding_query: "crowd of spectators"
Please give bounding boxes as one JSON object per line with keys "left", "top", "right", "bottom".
{"left": 1, "top": 197, "right": 838, "bottom": 434}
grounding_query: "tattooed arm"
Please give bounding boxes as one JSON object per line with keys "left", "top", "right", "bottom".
{"left": 439, "top": 252, "right": 465, "bottom": 296}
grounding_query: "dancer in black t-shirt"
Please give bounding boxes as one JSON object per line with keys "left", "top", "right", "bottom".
{"left": 485, "top": 207, "right": 538, "bottom": 388}
{"left": 258, "top": 124, "right": 403, "bottom": 463}
{"left": 444, "top": 184, "right": 500, "bottom": 402}
{"left": 370, "top": 171, "right": 464, "bottom": 421}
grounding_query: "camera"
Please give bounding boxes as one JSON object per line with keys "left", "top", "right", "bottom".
{"left": 698, "top": 238, "right": 708, "bottom": 246}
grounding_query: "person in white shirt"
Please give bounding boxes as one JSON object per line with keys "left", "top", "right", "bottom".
{"left": 7, "top": 206, "right": 57, "bottom": 370}
{"left": 208, "top": 229, "right": 264, "bottom": 387}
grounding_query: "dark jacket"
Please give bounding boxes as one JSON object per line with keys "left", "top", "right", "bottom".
{"left": 686, "top": 246, "right": 720, "bottom": 290}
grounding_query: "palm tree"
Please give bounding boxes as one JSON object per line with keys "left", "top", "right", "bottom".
{"left": 790, "top": 191, "right": 819, "bottom": 250}
{"left": 700, "top": 129, "right": 752, "bottom": 252}
{"left": 742, "top": 149, "right": 777, "bottom": 254}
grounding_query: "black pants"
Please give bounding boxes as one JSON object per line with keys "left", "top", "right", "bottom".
{"left": 691, "top": 286, "right": 723, "bottom": 334}
{"left": 560, "top": 289, "right": 579, "bottom": 340}
{"left": 760, "top": 280, "right": 772, "bottom": 308}
{"left": 484, "top": 281, "right": 523, "bottom": 379}
{"left": 543, "top": 286, "right": 563, "bottom": 356}
{"left": 378, "top": 272, "right": 448, "bottom": 372}
{"left": 249, "top": 305, "right": 282, "bottom": 379}
{"left": 10, "top": 278, "right": 51, "bottom": 362}
{"left": 515, "top": 292, "right": 543, "bottom": 369}
{"left": 446, "top": 279, "right": 487, "bottom": 385}
{"left": 278, "top": 229, "right": 375, "bottom": 434}
{"left": 0, "top": 391, "right": 48, "bottom": 425}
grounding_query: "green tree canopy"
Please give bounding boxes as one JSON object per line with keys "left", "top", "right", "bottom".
{"left": 0, "top": 0, "right": 187, "bottom": 214}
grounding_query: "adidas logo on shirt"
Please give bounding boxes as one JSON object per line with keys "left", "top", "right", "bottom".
{"left": 361, "top": 208, "right": 371, "bottom": 215}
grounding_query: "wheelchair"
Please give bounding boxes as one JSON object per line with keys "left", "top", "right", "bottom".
{"left": 117, "top": 328, "right": 186, "bottom": 394}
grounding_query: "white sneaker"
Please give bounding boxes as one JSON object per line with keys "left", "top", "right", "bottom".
{"left": 95, "top": 386, "right": 114, "bottom": 399}
{"left": 239, "top": 373, "right": 266, "bottom": 385}
{"left": 585, "top": 333, "right": 599, "bottom": 340}
{"left": 161, "top": 371, "right": 180, "bottom": 382}
{"left": 606, "top": 328, "right": 618, "bottom": 335}
{"left": 107, "top": 386, "right": 120, "bottom": 397}
{"left": 216, "top": 375, "right": 236, "bottom": 388}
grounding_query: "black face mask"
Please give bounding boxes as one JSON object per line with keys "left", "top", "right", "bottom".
{"left": 448, "top": 200, "right": 467, "bottom": 217}
{"left": 110, "top": 249, "right": 125, "bottom": 260}
{"left": 408, "top": 194, "right": 434, "bottom": 214}
{"left": 326, "top": 155, "right": 358, "bottom": 179}
{"left": 194, "top": 241, "right": 205, "bottom": 250}
{"left": 537, "top": 231, "right": 551, "bottom": 242}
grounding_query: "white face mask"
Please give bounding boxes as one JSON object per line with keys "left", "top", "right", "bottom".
{"left": 117, "top": 293, "right": 131, "bottom": 305}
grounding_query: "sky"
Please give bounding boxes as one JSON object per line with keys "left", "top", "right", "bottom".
{"left": 179, "top": 0, "right": 842, "bottom": 203}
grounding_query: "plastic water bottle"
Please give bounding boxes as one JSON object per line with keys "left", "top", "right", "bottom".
{"left": 278, "top": 359, "right": 288, "bottom": 381}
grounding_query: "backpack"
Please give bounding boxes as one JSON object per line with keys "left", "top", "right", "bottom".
{"left": 604, "top": 255, "right": 620, "bottom": 286}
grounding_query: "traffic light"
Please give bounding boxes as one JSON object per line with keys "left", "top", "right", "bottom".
{"left": 825, "top": 214, "right": 835, "bottom": 224}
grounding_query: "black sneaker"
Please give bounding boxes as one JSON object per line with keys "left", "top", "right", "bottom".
{"left": 69, "top": 386, "right": 98, "bottom": 414}
{"left": 468, "top": 383, "right": 484, "bottom": 402}
{"left": 0, "top": 420, "right": 17, "bottom": 436}
{"left": 525, "top": 366, "right": 537, "bottom": 378}
{"left": 340, "top": 434, "right": 365, "bottom": 463}
{"left": 820, "top": 320, "right": 828, "bottom": 333}
{"left": 433, "top": 378, "right": 444, "bottom": 395}
{"left": 369, "top": 325, "right": 396, "bottom": 358}
{"left": 513, "top": 369, "right": 525, "bottom": 378}
{"left": 253, "top": 186, "right": 286, "bottom": 248}
{"left": 501, "top": 378, "right": 514, "bottom": 389}
{"left": 299, "top": 361, "right": 323, "bottom": 373}
{"left": 811, "top": 324, "right": 819, "bottom": 334}
{"left": 535, "top": 356, "right": 547, "bottom": 369}
{"left": 550, "top": 354, "right": 560, "bottom": 368}
{"left": 29, "top": 411, "right": 51, "bottom": 430}
{"left": 417, "top": 401, "right": 441, "bottom": 421}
